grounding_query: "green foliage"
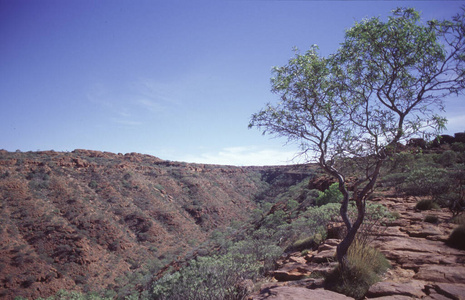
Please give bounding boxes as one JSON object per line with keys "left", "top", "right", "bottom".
{"left": 415, "top": 199, "right": 440, "bottom": 211}
{"left": 285, "top": 236, "right": 317, "bottom": 252}
{"left": 389, "top": 152, "right": 415, "bottom": 172}
{"left": 398, "top": 164, "right": 465, "bottom": 215}
{"left": 151, "top": 253, "right": 260, "bottom": 300}
{"left": 261, "top": 209, "right": 288, "bottom": 229}
{"left": 316, "top": 183, "right": 343, "bottom": 206}
{"left": 399, "top": 166, "right": 449, "bottom": 197}
{"left": 424, "top": 214, "right": 439, "bottom": 224}
{"left": 325, "top": 240, "right": 390, "bottom": 299}
{"left": 451, "top": 142, "right": 465, "bottom": 152}
{"left": 435, "top": 150, "right": 458, "bottom": 167}
{"left": 35, "top": 290, "right": 113, "bottom": 300}
{"left": 446, "top": 224, "right": 465, "bottom": 250}
{"left": 88, "top": 180, "right": 98, "bottom": 189}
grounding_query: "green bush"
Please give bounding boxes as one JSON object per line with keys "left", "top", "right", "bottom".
{"left": 315, "top": 183, "right": 343, "bottom": 206}
{"left": 380, "top": 172, "right": 409, "bottom": 188}
{"left": 446, "top": 224, "right": 465, "bottom": 250}
{"left": 399, "top": 167, "right": 449, "bottom": 197}
{"left": 151, "top": 253, "right": 260, "bottom": 300}
{"left": 388, "top": 152, "right": 415, "bottom": 173}
{"left": 325, "top": 240, "right": 390, "bottom": 299}
{"left": 415, "top": 199, "right": 440, "bottom": 211}
{"left": 435, "top": 150, "right": 458, "bottom": 167}
{"left": 35, "top": 290, "right": 112, "bottom": 300}
{"left": 285, "top": 236, "right": 317, "bottom": 252}
{"left": 451, "top": 142, "right": 465, "bottom": 152}
{"left": 424, "top": 215, "right": 439, "bottom": 224}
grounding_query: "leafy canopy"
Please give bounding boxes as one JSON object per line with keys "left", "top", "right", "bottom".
{"left": 250, "top": 8, "right": 465, "bottom": 167}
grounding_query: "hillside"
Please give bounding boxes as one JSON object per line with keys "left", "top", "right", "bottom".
{"left": 0, "top": 149, "right": 317, "bottom": 299}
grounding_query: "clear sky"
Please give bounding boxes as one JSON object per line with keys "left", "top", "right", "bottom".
{"left": 1, "top": 0, "right": 464, "bottom": 166}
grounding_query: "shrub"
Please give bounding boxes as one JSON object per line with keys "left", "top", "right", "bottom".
{"left": 151, "top": 253, "right": 260, "bottom": 300}
{"left": 300, "top": 203, "right": 341, "bottom": 240}
{"left": 380, "top": 172, "right": 409, "bottom": 188}
{"left": 446, "top": 224, "right": 465, "bottom": 250}
{"left": 451, "top": 142, "right": 465, "bottom": 152}
{"left": 325, "top": 240, "right": 390, "bottom": 299}
{"left": 389, "top": 152, "right": 415, "bottom": 172}
{"left": 88, "top": 180, "right": 98, "bottom": 189}
{"left": 48, "top": 290, "right": 112, "bottom": 300}
{"left": 415, "top": 199, "right": 440, "bottom": 211}
{"left": 424, "top": 215, "right": 439, "bottom": 224}
{"left": 315, "top": 183, "right": 343, "bottom": 206}
{"left": 435, "top": 150, "right": 458, "bottom": 167}
{"left": 285, "top": 236, "right": 317, "bottom": 252}
{"left": 399, "top": 167, "right": 449, "bottom": 197}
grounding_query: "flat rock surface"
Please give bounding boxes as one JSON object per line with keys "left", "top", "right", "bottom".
{"left": 366, "top": 280, "right": 426, "bottom": 298}
{"left": 250, "top": 286, "right": 354, "bottom": 300}
{"left": 367, "top": 196, "right": 465, "bottom": 299}
{"left": 428, "top": 283, "right": 465, "bottom": 300}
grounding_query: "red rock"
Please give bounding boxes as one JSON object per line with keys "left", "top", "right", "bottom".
{"left": 414, "top": 265, "right": 465, "bottom": 283}
{"left": 366, "top": 280, "right": 426, "bottom": 298}
{"left": 251, "top": 286, "right": 354, "bottom": 300}
{"left": 427, "top": 283, "right": 465, "bottom": 300}
{"left": 312, "top": 249, "right": 337, "bottom": 263}
{"left": 367, "top": 296, "right": 416, "bottom": 300}
{"left": 273, "top": 262, "right": 313, "bottom": 281}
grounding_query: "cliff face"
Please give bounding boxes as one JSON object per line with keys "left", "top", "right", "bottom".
{"left": 0, "top": 149, "right": 315, "bottom": 299}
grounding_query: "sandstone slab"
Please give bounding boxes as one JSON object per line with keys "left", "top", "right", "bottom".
{"left": 312, "top": 249, "right": 336, "bottom": 263}
{"left": 427, "top": 283, "right": 465, "bottom": 300}
{"left": 250, "top": 286, "right": 354, "bottom": 300}
{"left": 414, "top": 265, "right": 465, "bottom": 284}
{"left": 273, "top": 263, "right": 312, "bottom": 281}
{"left": 367, "top": 296, "right": 415, "bottom": 300}
{"left": 366, "top": 280, "right": 426, "bottom": 298}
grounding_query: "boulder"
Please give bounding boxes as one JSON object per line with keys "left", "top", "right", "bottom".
{"left": 308, "top": 176, "right": 336, "bottom": 191}
{"left": 454, "top": 132, "right": 465, "bottom": 143}
{"left": 440, "top": 135, "right": 455, "bottom": 145}
{"left": 407, "top": 138, "right": 427, "bottom": 149}
{"left": 311, "top": 240, "right": 339, "bottom": 263}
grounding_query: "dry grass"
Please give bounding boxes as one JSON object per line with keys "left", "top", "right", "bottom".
{"left": 325, "top": 239, "right": 390, "bottom": 299}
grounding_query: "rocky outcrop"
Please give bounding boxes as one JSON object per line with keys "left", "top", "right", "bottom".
{"left": 407, "top": 138, "right": 427, "bottom": 149}
{"left": 366, "top": 196, "right": 465, "bottom": 299}
{"left": 250, "top": 194, "right": 465, "bottom": 300}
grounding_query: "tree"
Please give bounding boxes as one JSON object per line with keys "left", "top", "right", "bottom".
{"left": 249, "top": 8, "right": 465, "bottom": 268}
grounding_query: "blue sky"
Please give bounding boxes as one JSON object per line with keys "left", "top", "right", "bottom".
{"left": 1, "top": 1, "right": 464, "bottom": 165}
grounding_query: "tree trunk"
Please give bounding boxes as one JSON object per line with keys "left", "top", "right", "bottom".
{"left": 332, "top": 158, "right": 383, "bottom": 269}
{"left": 336, "top": 198, "right": 365, "bottom": 269}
